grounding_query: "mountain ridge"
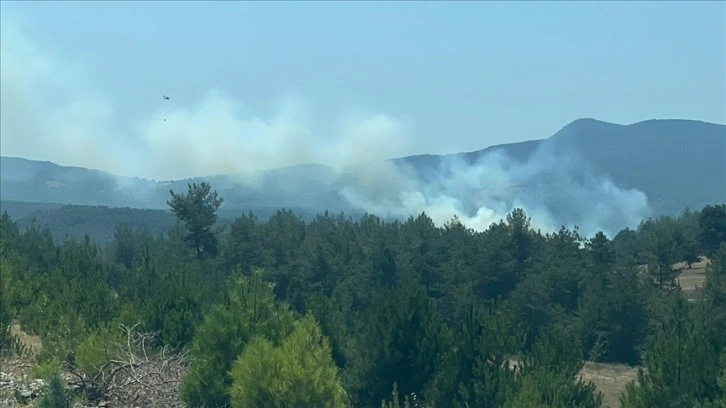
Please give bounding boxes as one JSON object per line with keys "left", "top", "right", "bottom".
{"left": 3, "top": 118, "right": 722, "bottom": 181}
{"left": 2, "top": 118, "right": 725, "bottom": 230}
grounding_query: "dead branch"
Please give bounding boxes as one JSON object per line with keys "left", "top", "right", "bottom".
{"left": 67, "top": 322, "right": 191, "bottom": 408}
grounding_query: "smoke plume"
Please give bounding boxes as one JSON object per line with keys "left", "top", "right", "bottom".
{"left": 0, "top": 17, "right": 414, "bottom": 183}
{"left": 340, "top": 140, "right": 652, "bottom": 237}
{"left": 1, "top": 15, "right": 651, "bottom": 237}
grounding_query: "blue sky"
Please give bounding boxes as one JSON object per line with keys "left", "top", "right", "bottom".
{"left": 1, "top": 1, "right": 724, "bottom": 179}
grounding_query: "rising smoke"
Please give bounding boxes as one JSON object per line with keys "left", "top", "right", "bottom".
{"left": 0, "top": 15, "right": 651, "bottom": 237}
{"left": 339, "top": 138, "right": 652, "bottom": 237}
{"left": 0, "top": 17, "right": 415, "bottom": 183}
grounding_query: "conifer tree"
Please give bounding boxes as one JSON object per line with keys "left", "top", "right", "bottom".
{"left": 621, "top": 297, "right": 722, "bottom": 408}
{"left": 229, "top": 315, "right": 348, "bottom": 408}
{"left": 180, "top": 268, "right": 296, "bottom": 407}
{"left": 168, "top": 182, "right": 223, "bottom": 260}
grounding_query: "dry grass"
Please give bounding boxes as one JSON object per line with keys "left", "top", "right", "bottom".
{"left": 676, "top": 257, "right": 710, "bottom": 297}
{"left": 578, "top": 362, "right": 639, "bottom": 408}
{"left": 506, "top": 357, "right": 639, "bottom": 408}
{"left": 674, "top": 256, "right": 710, "bottom": 302}
{"left": 1, "top": 324, "right": 41, "bottom": 380}
{"left": 1, "top": 325, "right": 41, "bottom": 407}
{"left": 9, "top": 324, "right": 42, "bottom": 355}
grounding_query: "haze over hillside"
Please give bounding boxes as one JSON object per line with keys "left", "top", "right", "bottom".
{"left": 3, "top": 2, "right": 725, "bottom": 240}
{"left": 2, "top": 118, "right": 724, "bottom": 238}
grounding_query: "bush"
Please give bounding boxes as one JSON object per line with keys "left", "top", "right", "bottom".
{"left": 30, "top": 357, "right": 62, "bottom": 380}
{"left": 74, "top": 322, "right": 124, "bottom": 374}
{"left": 36, "top": 371, "right": 73, "bottom": 408}
{"left": 229, "top": 315, "right": 348, "bottom": 408}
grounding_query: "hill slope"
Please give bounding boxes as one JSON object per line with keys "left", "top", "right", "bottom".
{"left": 2, "top": 118, "right": 724, "bottom": 236}
{"left": 395, "top": 118, "right": 725, "bottom": 214}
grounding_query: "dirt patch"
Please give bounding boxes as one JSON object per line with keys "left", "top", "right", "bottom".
{"left": 507, "top": 357, "right": 638, "bottom": 407}
{"left": 578, "top": 361, "right": 639, "bottom": 408}
{"left": 1, "top": 325, "right": 42, "bottom": 406}
{"left": 679, "top": 267, "right": 707, "bottom": 293}
{"left": 0, "top": 356, "right": 36, "bottom": 407}
{"left": 672, "top": 256, "right": 711, "bottom": 271}
{"left": 676, "top": 257, "right": 710, "bottom": 299}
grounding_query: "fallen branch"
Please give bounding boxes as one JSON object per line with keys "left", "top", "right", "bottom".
{"left": 65, "top": 322, "right": 191, "bottom": 408}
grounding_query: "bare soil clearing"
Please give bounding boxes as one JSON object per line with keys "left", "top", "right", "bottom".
{"left": 676, "top": 257, "right": 709, "bottom": 296}
{"left": 578, "top": 362, "right": 639, "bottom": 408}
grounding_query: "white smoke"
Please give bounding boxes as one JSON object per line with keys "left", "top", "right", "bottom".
{"left": 1, "top": 14, "right": 652, "bottom": 237}
{"left": 0, "top": 17, "right": 415, "bottom": 183}
{"left": 340, "top": 141, "right": 652, "bottom": 237}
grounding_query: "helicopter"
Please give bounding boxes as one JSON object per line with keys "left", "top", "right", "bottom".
{"left": 153, "top": 95, "right": 171, "bottom": 121}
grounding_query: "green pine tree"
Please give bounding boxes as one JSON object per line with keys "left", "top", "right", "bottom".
{"left": 180, "top": 268, "right": 296, "bottom": 407}
{"left": 229, "top": 315, "right": 348, "bottom": 408}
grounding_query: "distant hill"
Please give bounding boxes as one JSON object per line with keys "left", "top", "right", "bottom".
{"left": 547, "top": 118, "right": 725, "bottom": 214}
{"left": 397, "top": 118, "right": 726, "bottom": 216}
{"left": 0, "top": 201, "right": 178, "bottom": 245}
{"left": 0, "top": 157, "right": 164, "bottom": 208}
{"left": 0, "top": 200, "right": 339, "bottom": 246}
{"left": 2, "top": 118, "right": 724, "bottom": 241}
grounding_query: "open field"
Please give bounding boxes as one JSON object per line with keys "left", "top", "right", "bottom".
{"left": 676, "top": 257, "right": 710, "bottom": 297}
{"left": 509, "top": 357, "right": 639, "bottom": 408}
{"left": 578, "top": 362, "right": 639, "bottom": 408}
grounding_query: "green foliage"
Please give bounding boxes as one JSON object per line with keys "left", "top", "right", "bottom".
{"left": 520, "top": 324, "right": 586, "bottom": 381}
{"left": 3, "top": 202, "right": 725, "bottom": 407}
{"left": 692, "top": 352, "right": 726, "bottom": 408}
{"left": 513, "top": 325, "right": 603, "bottom": 408}
{"left": 450, "top": 305, "right": 523, "bottom": 407}
{"left": 34, "top": 313, "right": 89, "bottom": 365}
{"left": 302, "top": 291, "right": 358, "bottom": 389}
{"left": 180, "top": 268, "right": 296, "bottom": 408}
{"left": 613, "top": 227, "right": 639, "bottom": 266}
{"left": 30, "top": 357, "right": 63, "bottom": 380}
{"left": 168, "top": 181, "right": 224, "bottom": 260}
{"left": 504, "top": 271, "right": 569, "bottom": 351}
{"left": 74, "top": 322, "right": 125, "bottom": 374}
{"left": 229, "top": 315, "right": 348, "bottom": 408}
{"left": 511, "top": 372, "right": 603, "bottom": 408}
{"left": 2, "top": 203, "right": 178, "bottom": 247}
{"left": 621, "top": 297, "right": 722, "bottom": 408}
{"left": 0, "top": 243, "right": 15, "bottom": 354}
{"left": 578, "top": 265, "right": 647, "bottom": 364}
{"left": 380, "top": 383, "right": 418, "bottom": 408}
{"left": 699, "top": 204, "right": 726, "bottom": 258}
{"left": 677, "top": 208, "right": 702, "bottom": 268}
{"left": 638, "top": 216, "right": 684, "bottom": 288}
{"left": 587, "top": 231, "right": 615, "bottom": 271}
{"left": 704, "top": 243, "right": 726, "bottom": 334}
{"left": 222, "top": 212, "right": 264, "bottom": 272}
{"left": 359, "top": 276, "right": 454, "bottom": 406}
{"left": 36, "top": 371, "right": 74, "bottom": 408}
{"left": 112, "top": 223, "right": 152, "bottom": 269}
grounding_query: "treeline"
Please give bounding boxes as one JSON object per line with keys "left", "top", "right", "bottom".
{"left": 0, "top": 201, "right": 178, "bottom": 246}
{"left": 0, "top": 199, "right": 354, "bottom": 247}
{"left": 1, "top": 182, "right": 725, "bottom": 407}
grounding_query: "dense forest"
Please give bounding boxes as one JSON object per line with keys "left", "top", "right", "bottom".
{"left": 1, "top": 182, "right": 725, "bottom": 408}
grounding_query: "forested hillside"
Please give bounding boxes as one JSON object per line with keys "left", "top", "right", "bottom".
{"left": 0, "top": 201, "right": 178, "bottom": 246}
{"left": 1, "top": 183, "right": 725, "bottom": 407}
{"left": 0, "top": 200, "right": 346, "bottom": 246}
{"left": 3, "top": 119, "right": 725, "bottom": 230}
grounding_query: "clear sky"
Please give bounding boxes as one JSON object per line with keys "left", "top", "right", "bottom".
{"left": 1, "top": 0, "right": 724, "bottom": 179}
